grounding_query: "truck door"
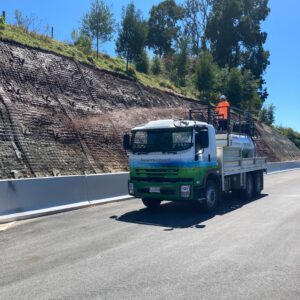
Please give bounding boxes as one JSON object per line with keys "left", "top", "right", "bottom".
{"left": 195, "top": 126, "right": 216, "bottom": 163}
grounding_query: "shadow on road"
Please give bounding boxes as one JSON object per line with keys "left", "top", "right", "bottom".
{"left": 111, "top": 194, "right": 268, "bottom": 229}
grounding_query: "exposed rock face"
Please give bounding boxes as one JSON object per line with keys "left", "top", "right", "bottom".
{"left": 0, "top": 40, "right": 299, "bottom": 179}
{"left": 0, "top": 40, "right": 201, "bottom": 179}
{"left": 255, "top": 123, "right": 300, "bottom": 162}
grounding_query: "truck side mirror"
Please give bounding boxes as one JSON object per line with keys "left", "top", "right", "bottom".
{"left": 123, "top": 133, "right": 131, "bottom": 150}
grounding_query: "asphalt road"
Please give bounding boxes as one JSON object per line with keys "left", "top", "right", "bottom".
{"left": 0, "top": 170, "right": 299, "bottom": 300}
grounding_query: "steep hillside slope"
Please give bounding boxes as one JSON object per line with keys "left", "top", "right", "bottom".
{"left": 0, "top": 40, "right": 200, "bottom": 179}
{"left": 0, "top": 40, "right": 299, "bottom": 179}
{"left": 255, "top": 123, "right": 300, "bottom": 162}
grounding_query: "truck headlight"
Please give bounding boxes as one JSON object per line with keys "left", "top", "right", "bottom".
{"left": 181, "top": 185, "right": 190, "bottom": 198}
{"left": 128, "top": 182, "right": 134, "bottom": 195}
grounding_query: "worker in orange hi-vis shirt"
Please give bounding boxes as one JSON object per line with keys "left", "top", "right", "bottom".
{"left": 216, "top": 95, "right": 230, "bottom": 131}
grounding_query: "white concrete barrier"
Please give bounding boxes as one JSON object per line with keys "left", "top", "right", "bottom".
{"left": 0, "top": 173, "right": 130, "bottom": 223}
{"left": 0, "top": 176, "right": 88, "bottom": 216}
{"left": 267, "top": 161, "right": 300, "bottom": 173}
{"left": 86, "top": 173, "right": 129, "bottom": 204}
{"left": 0, "top": 161, "right": 299, "bottom": 223}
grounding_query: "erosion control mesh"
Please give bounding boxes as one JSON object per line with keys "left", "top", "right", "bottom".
{"left": 0, "top": 40, "right": 299, "bottom": 179}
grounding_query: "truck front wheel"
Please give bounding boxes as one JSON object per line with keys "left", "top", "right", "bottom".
{"left": 202, "top": 179, "right": 220, "bottom": 212}
{"left": 142, "top": 198, "right": 161, "bottom": 210}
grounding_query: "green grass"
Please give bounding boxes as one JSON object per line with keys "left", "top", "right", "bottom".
{"left": 0, "top": 24, "right": 198, "bottom": 100}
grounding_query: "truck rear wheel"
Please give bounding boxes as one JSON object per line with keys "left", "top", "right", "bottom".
{"left": 254, "top": 171, "right": 263, "bottom": 196}
{"left": 142, "top": 198, "right": 161, "bottom": 210}
{"left": 202, "top": 179, "right": 220, "bottom": 212}
{"left": 241, "top": 173, "right": 254, "bottom": 200}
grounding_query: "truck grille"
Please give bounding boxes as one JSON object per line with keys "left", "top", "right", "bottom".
{"left": 135, "top": 168, "right": 179, "bottom": 177}
{"left": 132, "top": 177, "right": 192, "bottom": 183}
{"left": 132, "top": 168, "right": 193, "bottom": 182}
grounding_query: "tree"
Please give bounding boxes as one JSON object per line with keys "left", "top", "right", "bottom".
{"left": 206, "top": 0, "right": 270, "bottom": 81}
{"left": 14, "top": 9, "right": 35, "bottom": 31}
{"left": 240, "top": 70, "right": 262, "bottom": 112}
{"left": 0, "top": 13, "right": 5, "bottom": 25}
{"left": 259, "top": 106, "right": 268, "bottom": 123}
{"left": 162, "top": 54, "right": 178, "bottom": 83}
{"left": 82, "top": 0, "right": 115, "bottom": 58}
{"left": 151, "top": 56, "right": 162, "bottom": 75}
{"left": 201, "top": 0, "right": 271, "bottom": 107}
{"left": 174, "top": 38, "right": 190, "bottom": 86}
{"left": 135, "top": 49, "right": 149, "bottom": 74}
{"left": 226, "top": 68, "right": 243, "bottom": 107}
{"left": 195, "top": 52, "right": 216, "bottom": 97}
{"left": 184, "top": 0, "right": 211, "bottom": 55}
{"left": 116, "top": 3, "right": 148, "bottom": 72}
{"left": 224, "top": 68, "right": 262, "bottom": 111}
{"left": 148, "top": 0, "right": 185, "bottom": 57}
{"left": 238, "top": 0, "right": 270, "bottom": 75}
{"left": 71, "top": 29, "right": 93, "bottom": 54}
{"left": 259, "top": 103, "right": 275, "bottom": 125}
{"left": 266, "top": 103, "right": 275, "bottom": 125}
{"left": 206, "top": 0, "right": 242, "bottom": 69}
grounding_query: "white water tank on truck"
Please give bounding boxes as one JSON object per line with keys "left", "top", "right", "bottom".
{"left": 216, "top": 133, "right": 256, "bottom": 158}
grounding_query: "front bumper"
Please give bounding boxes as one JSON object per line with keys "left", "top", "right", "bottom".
{"left": 129, "top": 180, "right": 195, "bottom": 201}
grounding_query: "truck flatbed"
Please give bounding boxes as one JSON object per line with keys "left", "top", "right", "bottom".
{"left": 218, "top": 146, "right": 267, "bottom": 190}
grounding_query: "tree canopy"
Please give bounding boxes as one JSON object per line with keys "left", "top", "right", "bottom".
{"left": 206, "top": 0, "right": 270, "bottom": 99}
{"left": 72, "top": 0, "right": 272, "bottom": 116}
{"left": 195, "top": 52, "right": 216, "bottom": 98}
{"left": 275, "top": 126, "right": 300, "bottom": 149}
{"left": 259, "top": 103, "right": 275, "bottom": 125}
{"left": 148, "top": 0, "right": 185, "bottom": 57}
{"left": 184, "top": 0, "right": 211, "bottom": 55}
{"left": 82, "top": 0, "right": 115, "bottom": 57}
{"left": 116, "top": 3, "right": 148, "bottom": 72}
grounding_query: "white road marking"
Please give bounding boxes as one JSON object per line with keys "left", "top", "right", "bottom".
{"left": 0, "top": 222, "right": 16, "bottom": 232}
{"left": 267, "top": 168, "right": 300, "bottom": 175}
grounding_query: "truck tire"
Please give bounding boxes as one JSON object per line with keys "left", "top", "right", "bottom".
{"left": 142, "top": 198, "right": 161, "bottom": 210}
{"left": 232, "top": 189, "right": 242, "bottom": 199}
{"left": 202, "top": 179, "right": 220, "bottom": 212}
{"left": 241, "top": 173, "right": 254, "bottom": 200}
{"left": 254, "top": 171, "right": 263, "bottom": 196}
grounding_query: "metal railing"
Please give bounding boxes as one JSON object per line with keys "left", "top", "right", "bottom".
{"left": 189, "top": 105, "right": 254, "bottom": 136}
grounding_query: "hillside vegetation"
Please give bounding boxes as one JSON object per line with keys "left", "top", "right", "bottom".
{"left": 275, "top": 126, "right": 300, "bottom": 149}
{"left": 0, "top": 38, "right": 202, "bottom": 179}
{"left": 0, "top": 32, "right": 299, "bottom": 180}
{"left": 1, "top": 22, "right": 299, "bottom": 151}
{"left": 0, "top": 0, "right": 271, "bottom": 113}
{"left": 0, "top": 24, "right": 196, "bottom": 99}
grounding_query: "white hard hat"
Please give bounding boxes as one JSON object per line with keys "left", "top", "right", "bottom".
{"left": 219, "top": 95, "right": 227, "bottom": 100}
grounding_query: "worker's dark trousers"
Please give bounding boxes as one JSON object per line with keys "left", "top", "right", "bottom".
{"left": 219, "top": 120, "right": 228, "bottom": 131}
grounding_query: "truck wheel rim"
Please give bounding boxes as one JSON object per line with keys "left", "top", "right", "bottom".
{"left": 206, "top": 187, "right": 216, "bottom": 207}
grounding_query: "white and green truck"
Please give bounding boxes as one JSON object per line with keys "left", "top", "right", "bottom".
{"left": 123, "top": 108, "right": 267, "bottom": 212}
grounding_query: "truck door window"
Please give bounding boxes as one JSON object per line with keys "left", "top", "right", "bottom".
{"left": 195, "top": 128, "right": 209, "bottom": 152}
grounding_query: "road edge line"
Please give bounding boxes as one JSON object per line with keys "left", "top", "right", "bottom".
{"left": 267, "top": 167, "right": 300, "bottom": 175}
{"left": 0, "top": 196, "right": 134, "bottom": 224}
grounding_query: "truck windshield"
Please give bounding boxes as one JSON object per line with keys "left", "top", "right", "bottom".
{"left": 131, "top": 128, "right": 193, "bottom": 153}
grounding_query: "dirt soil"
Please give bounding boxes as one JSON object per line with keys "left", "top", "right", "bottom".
{"left": 0, "top": 40, "right": 299, "bottom": 179}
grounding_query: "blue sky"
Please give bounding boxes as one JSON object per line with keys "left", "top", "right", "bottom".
{"left": 1, "top": 0, "right": 299, "bottom": 131}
